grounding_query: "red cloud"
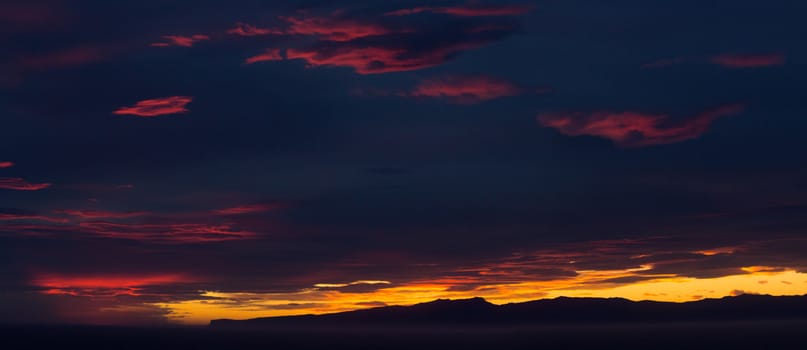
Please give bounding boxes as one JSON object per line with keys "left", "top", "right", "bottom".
{"left": 711, "top": 53, "right": 785, "bottom": 68}
{"left": 387, "top": 4, "right": 533, "bottom": 17}
{"left": 538, "top": 104, "right": 745, "bottom": 147}
{"left": 213, "top": 203, "right": 284, "bottom": 215}
{"left": 409, "top": 76, "right": 523, "bottom": 104}
{"left": 281, "top": 15, "right": 391, "bottom": 41}
{"left": 0, "top": 161, "right": 13, "bottom": 168}
{"left": 285, "top": 40, "right": 486, "bottom": 74}
{"left": 150, "top": 34, "right": 210, "bottom": 47}
{"left": 113, "top": 96, "right": 193, "bottom": 117}
{"left": 77, "top": 222, "right": 256, "bottom": 243}
{"left": 246, "top": 48, "right": 283, "bottom": 64}
{"left": 0, "top": 213, "right": 67, "bottom": 223}
{"left": 33, "top": 274, "right": 192, "bottom": 297}
{"left": 0, "top": 177, "right": 51, "bottom": 191}
{"left": 227, "top": 22, "right": 279, "bottom": 36}
{"left": 58, "top": 210, "right": 150, "bottom": 219}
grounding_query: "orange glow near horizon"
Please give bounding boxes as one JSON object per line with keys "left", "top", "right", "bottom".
{"left": 151, "top": 267, "right": 807, "bottom": 325}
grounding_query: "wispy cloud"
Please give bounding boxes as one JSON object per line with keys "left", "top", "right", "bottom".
{"left": 0, "top": 161, "right": 13, "bottom": 168}
{"left": 227, "top": 22, "right": 279, "bottom": 36}
{"left": 151, "top": 35, "right": 210, "bottom": 48}
{"left": 245, "top": 48, "right": 283, "bottom": 64}
{"left": 538, "top": 104, "right": 745, "bottom": 147}
{"left": 386, "top": 4, "right": 533, "bottom": 17}
{"left": 0, "top": 177, "right": 51, "bottom": 191}
{"left": 408, "top": 76, "right": 524, "bottom": 104}
{"left": 711, "top": 53, "right": 786, "bottom": 68}
{"left": 113, "top": 96, "right": 193, "bottom": 117}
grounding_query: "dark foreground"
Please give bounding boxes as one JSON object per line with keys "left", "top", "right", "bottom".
{"left": 2, "top": 321, "right": 805, "bottom": 350}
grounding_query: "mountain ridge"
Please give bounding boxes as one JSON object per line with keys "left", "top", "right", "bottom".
{"left": 210, "top": 294, "right": 807, "bottom": 328}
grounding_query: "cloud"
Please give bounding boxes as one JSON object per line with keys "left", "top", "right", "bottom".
{"left": 0, "top": 178, "right": 51, "bottom": 191}
{"left": 213, "top": 203, "right": 284, "bottom": 215}
{"left": 0, "top": 212, "right": 67, "bottom": 223}
{"left": 75, "top": 222, "right": 257, "bottom": 243}
{"left": 245, "top": 48, "right": 283, "bottom": 64}
{"left": 643, "top": 53, "right": 785, "bottom": 69}
{"left": 227, "top": 22, "right": 279, "bottom": 36}
{"left": 58, "top": 210, "right": 150, "bottom": 219}
{"left": 150, "top": 35, "right": 210, "bottom": 48}
{"left": 280, "top": 15, "right": 392, "bottom": 42}
{"left": 538, "top": 104, "right": 745, "bottom": 147}
{"left": 711, "top": 53, "right": 786, "bottom": 68}
{"left": 0, "top": 161, "right": 13, "bottom": 168}
{"left": 33, "top": 274, "right": 192, "bottom": 297}
{"left": 386, "top": 4, "right": 533, "bottom": 17}
{"left": 408, "top": 75, "right": 524, "bottom": 104}
{"left": 247, "top": 11, "right": 520, "bottom": 74}
{"left": 113, "top": 96, "right": 193, "bottom": 117}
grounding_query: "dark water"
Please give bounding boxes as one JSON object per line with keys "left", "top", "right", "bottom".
{"left": 2, "top": 321, "right": 804, "bottom": 350}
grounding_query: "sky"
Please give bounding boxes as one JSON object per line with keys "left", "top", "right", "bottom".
{"left": 1, "top": 0, "right": 807, "bottom": 326}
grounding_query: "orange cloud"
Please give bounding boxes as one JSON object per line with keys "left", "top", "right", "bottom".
{"left": 409, "top": 76, "right": 523, "bottom": 104}
{"left": 281, "top": 15, "right": 391, "bottom": 41}
{"left": 151, "top": 34, "right": 210, "bottom": 47}
{"left": 34, "top": 274, "right": 192, "bottom": 297}
{"left": 245, "top": 48, "right": 283, "bottom": 64}
{"left": 387, "top": 4, "right": 533, "bottom": 17}
{"left": 227, "top": 22, "right": 278, "bottom": 36}
{"left": 538, "top": 104, "right": 745, "bottom": 147}
{"left": 0, "top": 177, "right": 51, "bottom": 191}
{"left": 711, "top": 53, "right": 786, "bottom": 68}
{"left": 113, "top": 96, "right": 193, "bottom": 117}
{"left": 0, "top": 161, "right": 13, "bottom": 168}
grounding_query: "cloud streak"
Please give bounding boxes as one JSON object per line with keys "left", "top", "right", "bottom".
{"left": 538, "top": 104, "right": 745, "bottom": 147}
{"left": 151, "top": 35, "right": 210, "bottom": 47}
{"left": 0, "top": 178, "right": 51, "bottom": 191}
{"left": 0, "top": 161, "right": 13, "bottom": 168}
{"left": 113, "top": 96, "right": 193, "bottom": 117}
{"left": 408, "top": 76, "right": 524, "bottom": 104}
{"left": 386, "top": 4, "right": 533, "bottom": 17}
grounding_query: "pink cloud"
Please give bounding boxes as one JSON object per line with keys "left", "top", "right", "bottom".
{"left": 0, "top": 178, "right": 52, "bottom": 191}
{"left": 281, "top": 15, "right": 391, "bottom": 42}
{"left": 285, "top": 40, "right": 485, "bottom": 74}
{"left": 408, "top": 76, "right": 523, "bottom": 104}
{"left": 0, "top": 161, "right": 13, "bottom": 168}
{"left": 113, "top": 96, "right": 193, "bottom": 117}
{"left": 711, "top": 53, "right": 786, "bottom": 68}
{"left": 245, "top": 48, "right": 284, "bottom": 64}
{"left": 387, "top": 4, "right": 533, "bottom": 17}
{"left": 538, "top": 104, "right": 745, "bottom": 147}
{"left": 151, "top": 35, "right": 210, "bottom": 48}
{"left": 227, "top": 22, "right": 279, "bottom": 36}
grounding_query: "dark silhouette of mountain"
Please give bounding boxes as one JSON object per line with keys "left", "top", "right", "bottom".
{"left": 210, "top": 294, "right": 807, "bottom": 329}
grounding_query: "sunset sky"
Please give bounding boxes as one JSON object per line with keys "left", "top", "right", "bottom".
{"left": 2, "top": 0, "right": 807, "bottom": 326}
